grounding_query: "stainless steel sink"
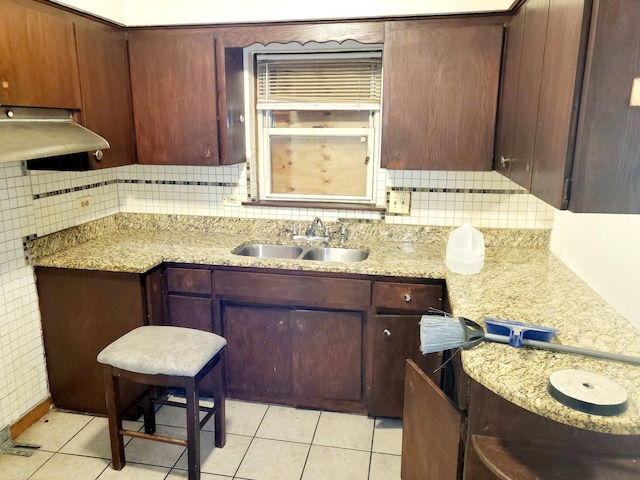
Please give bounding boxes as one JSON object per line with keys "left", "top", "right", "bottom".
{"left": 231, "top": 243, "right": 368, "bottom": 262}
{"left": 232, "top": 244, "right": 303, "bottom": 259}
{"left": 301, "top": 247, "right": 369, "bottom": 262}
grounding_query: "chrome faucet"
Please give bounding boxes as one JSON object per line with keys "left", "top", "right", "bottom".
{"left": 289, "top": 217, "right": 329, "bottom": 242}
{"left": 306, "top": 217, "right": 324, "bottom": 237}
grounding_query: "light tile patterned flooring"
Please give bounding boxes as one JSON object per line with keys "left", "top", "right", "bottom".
{"left": 2, "top": 399, "right": 402, "bottom": 479}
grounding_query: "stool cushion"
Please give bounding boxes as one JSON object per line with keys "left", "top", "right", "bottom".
{"left": 97, "top": 326, "right": 227, "bottom": 377}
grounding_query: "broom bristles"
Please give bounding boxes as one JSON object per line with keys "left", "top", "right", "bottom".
{"left": 420, "top": 314, "right": 467, "bottom": 354}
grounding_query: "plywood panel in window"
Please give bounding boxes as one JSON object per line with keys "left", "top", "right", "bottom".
{"left": 270, "top": 136, "right": 368, "bottom": 196}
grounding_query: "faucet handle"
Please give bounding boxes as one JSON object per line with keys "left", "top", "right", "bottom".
{"left": 291, "top": 224, "right": 298, "bottom": 236}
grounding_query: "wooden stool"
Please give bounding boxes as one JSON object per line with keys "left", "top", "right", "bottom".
{"left": 97, "top": 325, "right": 227, "bottom": 480}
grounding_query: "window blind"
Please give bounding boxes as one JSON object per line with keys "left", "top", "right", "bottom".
{"left": 256, "top": 52, "right": 382, "bottom": 110}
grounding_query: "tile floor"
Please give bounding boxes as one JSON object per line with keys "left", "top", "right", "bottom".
{"left": 2, "top": 399, "right": 402, "bottom": 479}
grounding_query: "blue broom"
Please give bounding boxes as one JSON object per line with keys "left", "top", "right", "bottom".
{"left": 419, "top": 311, "right": 640, "bottom": 366}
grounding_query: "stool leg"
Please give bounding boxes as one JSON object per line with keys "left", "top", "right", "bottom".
{"left": 185, "top": 379, "right": 201, "bottom": 480}
{"left": 103, "top": 365, "right": 125, "bottom": 470}
{"left": 143, "top": 387, "right": 156, "bottom": 435}
{"left": 213, "top": 358, "right": 226, "bottom": 448}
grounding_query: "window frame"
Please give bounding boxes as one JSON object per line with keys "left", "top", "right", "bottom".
{"left": 245, "top": 42, "right": 383, "bottom": 206}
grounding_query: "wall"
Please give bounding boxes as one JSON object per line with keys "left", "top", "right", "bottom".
{"left": 0, "top": 159, "right": 552, "bottom": 430}
{"left": 550, "top": 211, "right": 640, "bottom": 328}
{"left": 51, "top": 0, "right": 515, "bottom": 26}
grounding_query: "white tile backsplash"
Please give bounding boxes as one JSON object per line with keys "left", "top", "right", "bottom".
{"left": 0, "top": 158, "right": 554, "bottom": 433}
{"left": 0, "top": 162, "right": 48, "bottom": 433}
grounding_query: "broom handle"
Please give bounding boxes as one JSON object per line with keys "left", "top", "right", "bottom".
{"left": 484, "top": 333, "right": 640, "bottom": 366}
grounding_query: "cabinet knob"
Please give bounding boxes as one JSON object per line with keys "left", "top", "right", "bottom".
{"left": 403, "top": 293, "right": 411, "bottom": 303}
{"left": 383, "top": 329, "right": 391, "bottom": 337}
{"left": 204, "top": 148, "right": 212, "bottom": 158}
{"left": 500, "top": 156, "right": 511, "bottom": 168}
{"left": 93, "top": 150, "right": 103, "bottom": 162}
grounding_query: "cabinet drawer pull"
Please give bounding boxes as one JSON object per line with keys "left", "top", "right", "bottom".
{"left": 403, "top": 293, "right": 411, "bottom": 302}
{"left": 383, "top": 329, "right": 391, "bottom": 337}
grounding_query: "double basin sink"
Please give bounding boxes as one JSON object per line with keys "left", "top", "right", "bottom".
{"left": 232, "top": 243, "right": 369, "bottom": 263}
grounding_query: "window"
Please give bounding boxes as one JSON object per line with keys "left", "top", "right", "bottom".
{"left": 248, "top": 47, "right": 383, "bottom": 204}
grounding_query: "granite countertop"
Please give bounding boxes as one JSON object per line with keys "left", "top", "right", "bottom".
{"left": 29, "top": 213, "right": 640, "bottom": 435}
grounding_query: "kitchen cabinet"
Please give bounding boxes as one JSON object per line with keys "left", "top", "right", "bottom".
{"left": 370, "top": 281, "right": 444, "bottom": 418}
{"left": 0, "top": 0, "right": 81, "bottom": 109}
{"left": 127, "top": 30, "right": 247, "bottom": 167}
{"left": 74, "top": 22, "right": 136, "bottom": 169}
{"left": 35, "top": 267, "right": 157, "bottom": 414}
{"left": 381, "top": 18, "right": 503, "bottom": 170}
{"left": 495, "top": 0, "right": 588, "bottom": 208}
{"left": 569, "top": 0, "right": 640, "bottom": 213}
{"left": 496, "top": 0, "right": 639, "bottom": 213}
{"left": 215, "top": 269, "right": 370, "bottom": 412}
{"left": 164, "top": 266, "right": 216, "bottom": 394}
{"left": 495, "top": 0, "right": 549, "bottom": 189}
{"left": 128, "top": 30, "right": 221, "bottom": 166}
{"left": 223, "top": 304, "right": 363, "bottom": 410}
{"left": 464, "top": 379, "right": 640, "bottom": 479}
{"left": 403, "top": 359, "right": 640, "bottom": 480}
{"left": 402, "top": 360, "right": 463, "bottom": 480}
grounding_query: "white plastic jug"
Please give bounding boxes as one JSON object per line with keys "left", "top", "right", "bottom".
{"left": 445, "top": 222, "right": 485, "bottom": 275}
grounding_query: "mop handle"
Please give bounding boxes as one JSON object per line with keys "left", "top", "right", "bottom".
{"left": 484, "top": 333, "right": 640, "bottom": 366}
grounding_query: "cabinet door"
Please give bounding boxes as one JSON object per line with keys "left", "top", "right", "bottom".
{"left": 167, "top": 295, "right": 215, "bottom": 393}
{"left": 382, "top": 19, "right": 503, "bottom": 170}
{"left": 75, "top": 22, "right": 135, "bottom": 169}
{"left": 570, "top": 0, "right": 640, "bottom": 214}
{"left": 223, "top": 305, "right": 293, "bottom": 401}
{"left": 36, "top": 268, "right": 147, "bottom": 414}
{"left": 530, "top": 0, "right": 590, "bottom": 208}
{"left": 507, "top": 0, "right": 550, "bottom": 189}
{"left": 128, "top": 31, "right": 220, "bottom": 166}
{"left": 372, "top": 315, "right": 441, "bottom": 418}
{"left": 402, "top": 360, "right": 463, "bottom": 480}
{"left": 215, "top": 45, "right": 246, "bottom": 165}
{"left": 292, "top": 310, "right": 363, "bottom": 408}
{"left": 0, "top": 1, "right": 81, "bottom": 108}
{"left": 495, "top": 8, "right": 526, "bottom": 179}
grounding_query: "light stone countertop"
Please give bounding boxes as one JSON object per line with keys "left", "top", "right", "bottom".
{"left": 29, "top": 213, "right": 640, "bottom": 435}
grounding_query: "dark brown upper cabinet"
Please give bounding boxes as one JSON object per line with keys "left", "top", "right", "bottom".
{"left": 0, "top": 0, "right": 82, "bottom": 109}
{"left": 495, "top": 0, "right": 549, "bottom": 190}
{"left": 381, "top": 18, "right": 504, "bottom": 170}
{"left": 129, "top": 30, "right": 222, "bottom": 166}
{"left": 496, "top": 0, "right": 639, "bottom": 213}
{"left": 569, "top": 0, "right": 640, "bottom": 214}
{"left": 75, "top": 22, "right": 136, "bottom": 169}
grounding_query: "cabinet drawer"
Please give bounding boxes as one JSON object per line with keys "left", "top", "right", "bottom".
{"left": 373, "top": 282, "right": 443, "bottom": 310}
{"left": 215, "top": 270, "right": 371, "bottom": 307}
{"left": 166, "top": 267, "right": 212, "bottom": 295}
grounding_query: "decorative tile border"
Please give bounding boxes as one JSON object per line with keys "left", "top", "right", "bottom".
{"left": 33, "top": 178, "right": 239, "bottom": 200}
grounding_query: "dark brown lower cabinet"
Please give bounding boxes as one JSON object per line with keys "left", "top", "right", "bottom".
{"left": 36, "top": 267, "right": 152, "bottom": 414}
{"left": 403, "top": 359, "right": 640, "bottom": 479}
{"left": 166, "top": 294, "right": 215, "bottom": 393}
{"left": 223, "top": 304, "right": 364, "bottom": 412}
{"left": 401, "top": 359, "right": 464, "bottom": 480}
{"left": 371, "top": 315, "right": 441, "bottom": 418}
{"left": 224, "top": 305, "right": 294, "bottom": 401}
{"left": 292, "top": 309, "right": 362, "bottom": 407}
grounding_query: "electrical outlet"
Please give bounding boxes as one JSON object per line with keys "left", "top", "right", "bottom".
{"left": 388, "top": 191, "right": 411, "bottom": 214}
{"left": 222, "top": 196, "right": 242, "bottom": 206}
{"left": 77, "top": 196, "right": 91, "bottom": 210}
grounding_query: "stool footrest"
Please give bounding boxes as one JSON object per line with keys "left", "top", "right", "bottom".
{"left": 119, "top": 429, "right": 188, "bottom": 447}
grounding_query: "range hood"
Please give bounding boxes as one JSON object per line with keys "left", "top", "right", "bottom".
{"left": 0, "top": 106, "right": 109, "bottom": 164}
